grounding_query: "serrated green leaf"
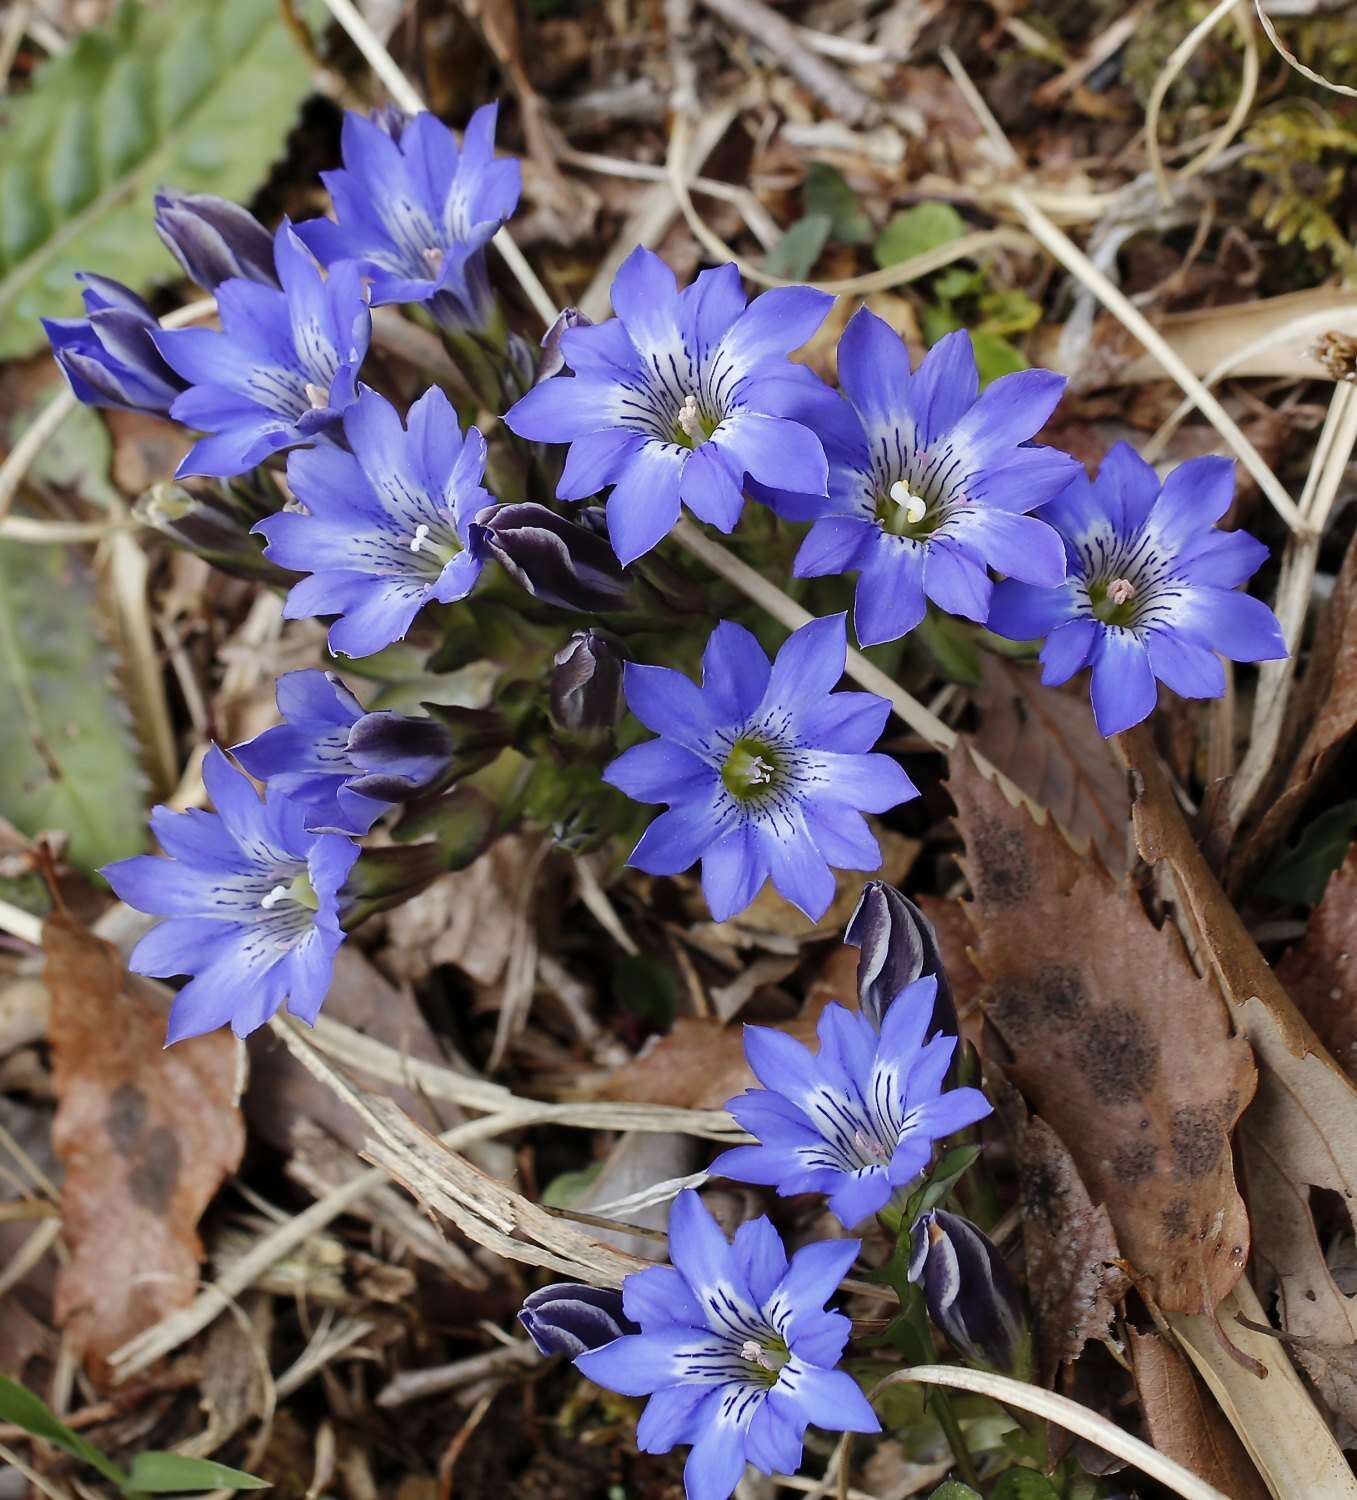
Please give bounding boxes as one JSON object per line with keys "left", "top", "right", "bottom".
{"left": 927, "top": 1484, "right": 982, "bottom": 1500}
{"left": 126, "top": 1451, "right": 271, "bottom": 1492}
{"left": 0, "top": 0, "right": 315, "bottom": 357}
{"left": 874, "top": 202, "right": 967, "bottom": 269}
{"left": 0, "top": 538, "right": 147, "bottom": 871}
{"left": 766, "top": 213, "right": 832, "bottom": 280}
{"left": 0, "top": 1376, "right": 129, "bottom": 1487}
{"left": 802, "top": 162, "right": 872, "bottom": 245}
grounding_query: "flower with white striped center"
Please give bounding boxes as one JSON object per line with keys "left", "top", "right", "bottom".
{"left": 575, "top": 1190, "right": 879, "bottom": 1500}
{"left": 603, "top": 615, "right": 917, "bottom": 924}
{"left": 712, "top": 976, "right": 992, "bottom": 1229}
{"left": 102, "top": 747, "right": 357, "bottom": 1044}
{"left": 504, "top": 246, "right": 835, "bottom": 564}
{"left": 988, "top": 442, "right": 1287, "bottom": 737}
{"left": 256, "top": 384, "right": 490, "bottom": 658}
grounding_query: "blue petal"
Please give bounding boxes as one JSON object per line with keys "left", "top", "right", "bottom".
{"left": 718, "top": 286, "right": 834, "bottom": 372}
{"left": 575, "top": 1328, "right": 694, "bottom": 1396}
{"left": 732, "top": 1217, "right": 788, "bottom": 1308}
{"left": 1166, "top": 586, "right": 1287, "bottom": 663}
{"left": 793, "top": 515, "right": 875, "bottom": 578}
{"left": 948, "top": 509, "right": 1066, "bottom": 588}
{"left": 709, "top": 413, "right": 826, "bottom": 497}
{"left": 629, "top": 800, "right": 728, "bottom": 876}
{"left": 1147, "top": 455, "right": 1235, "bottom": 557}
{"left": 773, "top": 1365, "right": 880, "bottom": 1434}
{"left": 987, "top": 579, "right": 1078, "bottom": 642}
{"left": 784, "top": 1309, "right": 852, "bottom": 1368}
{"left": 826, "top": 1168, "right": 892, "bottom": 1227}
{"left": 686, "top": 263, "right": 747, "bottom": 355}
{"left": 967, "top": 444, "right": 1082, "bottom": 514}
{"left": 908, "top": 329, "right": 978, "bottom": 450}
{"left": 557, "top": 427, "right": 642, "bottom": 500}
{"left": 327, "top": 579, "right": 429, "bottom": 658}
{"left": 1090, "top": 629, "right": 1157, "bottom": 736}
{"left": 609, "top": 246, "right": 683, "bottom": 362}
{"left": 1145, "top": 631, "right": 1226, "bottom": 700}
{"left": 922, "top": 539, "right": 992, "bottom": 622}
{"left": 853, "top": 541, "right": 926, "bottom": 646}
{"left": 148, "top": 804, "right": 249, "bottom": 872}
{"left": 799, "top": 750, "right": 917, "bottom": 814}
{"left": 504, "top": 375, "right": 622, "bottom": 442}
{"left": 683, "top": 1395, "right": 753, "bottom": 1500}
{"left": 1174, "top": 528, "right": 1267, "bottom": 589}
{"left": 604, "top": 739, "right": 713, "bottom": 803}
{"left": 803, "top": 800, "right": 881, "bottom": 871}
{"left": 623, "top": 1265, "right": 706, "bottom": 1329}
{"left": 701, "top": 621, "right": 771, "bottom": 722}
{"left": 946, "top": 367, "right": 1067, "bottom": 470}
{"left": 771, "top": 1239, "right": 860, "bottom": 1327}
{"left": 680, "top": 443, "right": 747, "bottom": 532}
{"left": 606, "top": 440, "right": 686, "bottom": 563}
{"left": 623, "top": 662, "right": 716, "bottom": 748}
{"left": 636, "top": 1384, "right": 710, "bottom": 1454}
{"left": 1099, "top": 440, "right": 1161, "bottom": 535}
{"left": 1039, "top": 617, "right": 1099, "bottom": 685}
{"left": 836, "top": 307, "right": 914, "bottom": 454}
{"left": 202, "top": 745, "right": 269, "bottom": 851}
{"left": 667, "top": 1189, "right": 751, "bottom": 1312}
{"left": 762, "top": 614, "right": 847, "bottom": 712}
{"left": 796, "top": 691, "right": 890, "bottom": 753}
{"left": 127, "top": 916, "right": 237, "bottom": 978}
{"left": 759, "top": 814, "right": 837, "bottom": 920}
{"left": 744, "top": 1397, "right": 804, "bottom": 1477}
{"left": 742, "top": 1025, "right": 821, "bottom": 1105}
{"left": 701, "top": 823, "right": 768, "bottom": 921}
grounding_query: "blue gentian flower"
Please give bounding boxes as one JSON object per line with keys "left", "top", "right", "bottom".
{"left": 233, "top": 670, "right": 393, "bottom": 835}
{"left": 254, "top": 385, "right": 489, "bottom": 658}
{"left": 770, "top": 309, "right": 1078, "bottom": 645}
{"left": 603, "top": 615, "right": 916, "bottom": 923}
{"left": 43, "top": 275, "right": 186, "bottom": 415}
{"left": 576, "top": 1190, "right": 879, "bottom": 1500}
{"left": 519, "top": 1283, "right": 639, "bottom": 1359}
{"left": 503, "top": 247, "right": 834, "bottom": 564}
{"left": 154, "top": 222, "right": 371, "bottom": 479}
{"left": 295, "top": 105, "right": 519, "bottom": 332}
{"left": 154, "top": 189, "right": 279, "bottom": 291}
{"left": 987, "top": 442, "right": 1287, "bottom": 736}
{"left": 712, "top": 978, "right": 992, "bottom": 1228}
{"left": 102, "top": 747, "right": 358, "bottom": 1044}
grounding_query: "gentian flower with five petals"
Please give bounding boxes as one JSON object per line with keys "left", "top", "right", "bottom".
{"left": 987, "top": 442, "right": 1287, "bottom": 736}
{"left": 576, "top": 1189, "right": 880, "bottom": 1500}
{"left": 772, "top": 309, "right": 1078, "bottom": 645}
{"left": 504, "top": 247, "right": 834, "bottom": 564}
{"left": 712, "top": 977, "right": 992, "bottom": 1228}
{"left": 43, "top": 275, "right": 186, "bottom": 415}
{"left": 296, "top": 105, "right": 519, "bottom": 332}
{"left": 102, "top": 748, "right": 357, "bottom": 1044}
{"left": 154, "top": 222, "right": 370, "bottom": 479}
{"left": 255, "top": 385, "right": 490, "bottom": 657}
{"left": 603, "top": 615, "right": 916, "bottom": 923}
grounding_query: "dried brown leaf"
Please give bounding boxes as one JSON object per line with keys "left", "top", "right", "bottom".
{"left": 951, "top": 748, "right": 1255, "bottom": 1314}
{"left": 972, "top": 656, "right": 1131, "bottom": 874}
{"left": 1127, "top": 1329, "right": 1270, "bottom": 1500}
{"left": 1017, "top": 1115, "right": 1128, "bottom": 1382}
{"left": 45, "top": 912, "right": 244, "bottom": 1381}
{"left": 1276, "top": 845, "right": 1357, "bottom": 1081}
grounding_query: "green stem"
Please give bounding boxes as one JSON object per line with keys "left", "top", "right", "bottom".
{"left": 894, "top": 1284, "right": 982, "bottom": 1490}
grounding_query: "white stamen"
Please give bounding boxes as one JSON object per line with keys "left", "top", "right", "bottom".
{"left": 423, "top": 246, "right": 443, "bottom": 266}
{"left": 304, "top": 382, "right": 328, "bottom": 410}
{"left": 889, "top": 479, "right": 927, "bottom": 525}
{"left": 1107, "top": 577, "right": 1136, "bottom": 606}
{"left": 677, "top": 392, "right": 705, "bottom": 442}
{"left": 260, "top": 884, "right": 290, "bottom": 910}
{"left": 748, "top": 756, "right": 775, "bottom": 786}
{"left": 410, "top": 523, "right": 431, "bottom": 553}
{"left": 739, "top": 1339, "right": 773, "bottom": 1369}
{"left": 854, "top": 1127, "right": 889, "bottom": 1160}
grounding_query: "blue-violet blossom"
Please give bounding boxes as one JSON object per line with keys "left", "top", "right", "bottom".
{"left": 43, "top": 275, "right": 186, "bottom": 415}
{"left": 771, "top": 309, "right": 1077, "bottom": 645}
{"left": 102, "top": 747, "right": 357, "bottom": 1043}
{"left": 255, "top": 385, "right": 489, "bottom": 657}
{"left": 576, "top": 1189, "right": 879, "bottom": 1500}
{"left": 712, "top": 978, "right": 991, "bottom": 1228}
{"left": 154, "top": 222, "right": 370, "bottom": 479}
{"left": 296, "top": 105, "right": 519, "bottom": 332}
{"left": 603, "top": 615, "right": 916, "bottom": 923}
{"left": 987, "top": 442, "right": 1287, "bottom": 736}
{"left": 504, "top": 246, "right": 834, "bottom": 564}
{"left": 233, "top": 670, "right": 393, "bottom": 835}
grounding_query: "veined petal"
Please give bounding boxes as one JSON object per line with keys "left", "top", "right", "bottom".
{"left": 1039, "top": 616, "right": 1099, "bottom": 685}
{"left": 701, "top": 823, "right": 768, "bottom": 922}
{"left": 1145, "top": 630, "right": 1226, "bottom": 701}
{"left": 604, "top": 738, "right": 713, "bottom": 803}
{"left": 793, "top": 515, "right": 875, "bottom": 579}
{"left": 1164, "top": 586, "right": 1287, "bottom": 664}
{"left": 922, "top": 538, "right": 992, "bottom": 623}
{"left": 947, "top": 508, "right": 1067, "bottom": 588}
{"left": 629, "top": 799, "right": 729, "bottom": 876}
{"left": 681, "top": 443, "right": 747, "bottom": 532}
{"left": 1147, "top": 455, "right": 1235, "bottom": 556}
{"left": 1090, "top": 628, "right": 1157, "bottom": 736}
{"left": 762, "top": 614, "right": 847, "bottom": 713}
{"left": 836, "top": 307, "right": 914, "bottom": 454}
{"left": 853, "top": 540, "right": 926, "bottom": 646}
{"left": 710, "top": 412, "right": 827, "bottom": 497}
{"left": 503, "top": 375, "right": 622, "bottom": 442}
{"left": 717, "top": 286, "right": 833, "bottom": 371}
{"left": 701, "top": 621, "right": 771, "bottom": 722}
{"left": 908, "top": 329, "right": 978, "bottom": 450}
{"left": 987, "top": 579, "right": 1079, "bottom": 642}
{"left": 606, "top": 440, "right": 686, "bottom": 562}
{"left": 623, "top": 661, "right": 717, "bottom": 747}
{"left": 759, "top": 811, "right": 837, "bottom": 921}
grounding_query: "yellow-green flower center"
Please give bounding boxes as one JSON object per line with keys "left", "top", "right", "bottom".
{"left": 875, "top": 477, "right": 942, "bottom": 538}
{"left": 721, "top": 737, "right": 781, "bottom": 801}
{"left": 260, "top": 872, "right": 318, "bottom": 913}
{"left": 1089, "top": 575, "right": 1139, "bottom": 627}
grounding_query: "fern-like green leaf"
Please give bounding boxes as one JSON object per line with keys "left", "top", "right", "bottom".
{"left": 0, "top": 538, "right": 147, "bottom": 871}
{"left": 0, "top": 0, "right": 315, "bottom": 357}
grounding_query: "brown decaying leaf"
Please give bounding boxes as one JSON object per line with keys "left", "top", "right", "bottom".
{"left": 1276, "top": 845, "right": 1357, "bottom": 1082}
{"left": 1127, "top": 1329, "right": 1270, "bottom": 1500}
{"left": 971, "top": 655, "right": 1131, "bottom": 874}
{"left": 598, "top": 945, "right": 859, "bottom": 1111}
{"left": 1017, "top": 1115, "right": 1128, "bottom": 1383}
{"left": 950, "top": 748, "right": 1255, "bottom": 1315}
{"left": 45, "top": 912, "right": 245, "bottom": 1381}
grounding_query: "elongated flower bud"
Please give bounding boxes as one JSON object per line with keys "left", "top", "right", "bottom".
{"left": 908, "top": 1210, "right": 1027, "bottom": 1375}
{"left": 845, "top": 880, "right": 955, "bottom": 1034}
{"left": 476, "top": 502, "right": 630, "bottom": 612}
{"left": 136, "top": 482, "right": 295, "bottom": 585}
{"left": 519, "top": 1283, "right": 636, "bottom": 1358}
{"left": 348, "top": 705, "right": 513, "bottom": 802}
{"left": 537, "top": 307, "right": 591, "bottom": 383}
{"left": 550, "top": 630, "right": 625, "bottom": 744}
{"left": 154, "top": 190, "right": 279, "bottom": 291}
{"left": 43, "top": 275, "right": 186, "bottom": 415}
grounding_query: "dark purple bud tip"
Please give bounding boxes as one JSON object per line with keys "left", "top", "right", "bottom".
{"left": 550, "top": 629, "right": 626, "bottom": 740}
{"left": 518, "top": 1282, "right": 637, "bottom": 1359}
{"left": 908, "top": 1209, "right": 1027, "bottom": 1375}
{"left": 154, "top": 189, "right": 278, "bottom": 291}
{"left": 346, "top": 711, "right": 459, "bottom": 802}
{"left": 43, "top": 275, "right": 186, "bottom": 416}
{"left": 538, "top": 307, "right": 592, "bottom": 384}
{"left": 477, "top": 502, "right": 630, "bottom": 613}
{"left": 846, "top": 880, "right": 955, "bottom": 1035}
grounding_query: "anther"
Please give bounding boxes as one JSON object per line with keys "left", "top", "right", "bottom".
{"left": 748, "top": 756, "right": 775, "bottom": 786}
{"left": 410, "top": 523, "right": 431, "bottom": 554}
{"left": 260, "top": 884, "right": 289, "bottom": 910}
{"left": 677, "top": 392, "right": 705, "bottom": 443}
{"left": 1107, "top": 577, "right": 1136, "bottom": 606}
{"left": 889, "top": 479, "right": 927, "bottom": 526}
{"left": 303, "top": 382, "right": 328, "bottom": 409}
{"left": 423, "top": 246, "right": 443, "bottom": 267}
{"left": 739, "top": 1339, "right": 773, "bottom": 1369}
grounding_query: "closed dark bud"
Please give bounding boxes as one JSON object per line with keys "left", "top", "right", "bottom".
{"left": 908, "top": 1210, "right": 1027, "bottom": 1375}
{"left": 537, "top": 307, "right": 591, "bottom": 383}
{"left": 154, "top": 190, "right": 278, "bottom": 291}
{"left": 550, "top": 630, "right": 625, "bottom": 741}
{"left": 845, "top": 880, "right": 955, "bottom": 1034}
{"left": 43, "top": 275, "right": 186, "bottom": 415}
{"left": 476, "top": 502, "right": 630, "bottom": 613}
{"left": 347, "top": 705, "right": 511, "bottom": 801}
{"left": 518, "top": 1283, "right": 637, "bottom": 1359}
{"left": 135, "top": 482, "right": 296, "bottom": 585}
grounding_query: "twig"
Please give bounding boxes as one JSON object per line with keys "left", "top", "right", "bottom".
{"left": 1253, "top": 0, "right": 1357, "bottom": 97}
{"left": 869, "top": 1366, "right": 1230, "bottom": 1500}
{"left": 573, "top": 854, "right": 639, "bottom": 955}
{"left": 0, "top": 1442, "right": 75, "bottom": 1500}
{"left": 376, "top": 1342, "right": 538, "bottom": 1407}
{"left": 696, "top": 0, "right": 876, "bottom": 125}
{"left": 1032, "top": 0, "right": 1152, "bottom": 105}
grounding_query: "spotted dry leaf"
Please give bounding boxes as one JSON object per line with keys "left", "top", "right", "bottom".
{"left": 950, "top": 749, "right": 1255, "bottom": 1315}
{"left": 45, "top": 912, "right": 244, "bottom": 1381}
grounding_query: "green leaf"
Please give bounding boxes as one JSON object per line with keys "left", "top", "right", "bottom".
{"left": 928, "top": 1485, "right": 983, "bottom": 1500}
{"left": 542, "top": 1162, "right": 603, "bottom": 1208}
{"left": 1260, "top": 800, "right": 1357, "bottom": 906}
{"left": 904, "top": 1143, "right": 982, "bottom": 1225}
{"left": 0, "top": 538, "right": 147, "bottom": 871}
{"left": 914, "top": 611, "right": 984, "bottom": 686}
{"left": 766, "top": 213, "right": 832, "bottom": 280}
{"left": 0, "top": 0, "right": 315, "bottom": 357}
{"left": 970, "top": 330, "right": 1029, "bottom": 384}
{"left": 126, "top": 1452, "right": 270, "bottom": 1492}
{"left": 978, "top": 288, "right": 1043, "bottom": 337}
{"left": 0, "top": 1376, "right": 129, "bottom": 1488}
{"left": 802, "top": 163, "right": 872, "bottom": 245}
{"left": 874, "top": 202, "right": 967, "bottom": 269}
{"left": 990, "top": 1469, "right": 1063, "bottom": 1500}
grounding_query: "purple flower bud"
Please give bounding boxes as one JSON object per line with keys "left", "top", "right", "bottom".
{"left": 550, "top": 630, "right": 625, "bottom": 742}
{"left": 347, "top": 706, "right": 509, "bottom": 801}
{"left": 537, "top": 307, "right": 591, "bottom": 384}
{"left": 519, "top": 1283, "right": 637, "bottom": 1359}
{"left": 476, "top": 502, "right": 630, "bottom": 612}
{"left": 154, "top": 189, "right": 279, "bottom": 291}
{"left": 846, "top": 880, "right": 955, "bottom": 1034}
{"left": 42, "top": 275, "right": 187, "bottom": 415}
{"left": 908, "top": 1210, "right": 1027, "bottom": 1374}
{"left": 135, "top": 481, "right": 297, "bottom": 586}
